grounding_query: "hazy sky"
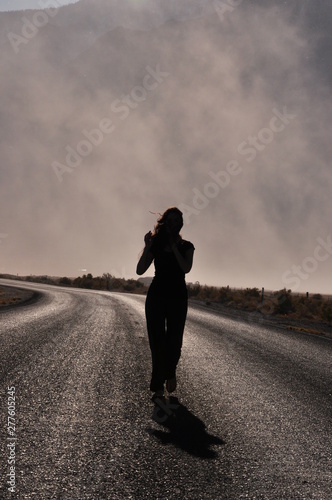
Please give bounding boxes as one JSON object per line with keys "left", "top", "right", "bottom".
{"left": 1, "top": 0, "right": 332, "bottom": 293}
{"left": 0, "top": 0, "right": 79, "bottom": 11}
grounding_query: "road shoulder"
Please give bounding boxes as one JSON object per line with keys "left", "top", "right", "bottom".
{"left": 0, "top": 284, "right": 42, "bottom": 310}
{"left": 189, "top": 298, "right": 332, "bottom": 340}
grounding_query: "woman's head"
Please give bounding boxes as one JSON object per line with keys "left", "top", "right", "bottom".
{"left": 152, "top": 207, "right": 183, "bottom": 238}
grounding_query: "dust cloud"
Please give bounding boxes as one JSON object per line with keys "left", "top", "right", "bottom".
{"left": 1, "top": 0, "right": 331, "bottom": 293}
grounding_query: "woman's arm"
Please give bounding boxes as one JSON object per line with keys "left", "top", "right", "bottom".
{"left": 171, "top": 245, "right": 194, "bottom": 274}
{"left": 136, "top": 232, "right": 154, "bottom": 275}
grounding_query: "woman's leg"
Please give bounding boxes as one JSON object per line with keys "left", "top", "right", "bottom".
{"left": 164, "top": 296, "right": 188, "bottom": 380}
{"left": 145, "top": 293, "right": 167, "bottom": 392}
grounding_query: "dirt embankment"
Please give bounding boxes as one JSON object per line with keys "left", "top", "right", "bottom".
{"left": 0, "top": 285, "right": 41, "bottom": 309}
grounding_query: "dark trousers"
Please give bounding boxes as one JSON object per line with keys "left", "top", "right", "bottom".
{"left": 145, "top": 290, "right": 188, "bottom": 392}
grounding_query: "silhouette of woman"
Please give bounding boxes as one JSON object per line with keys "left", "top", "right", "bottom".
{"left": 136, "top": 207, "right": 195, "bottom": 401}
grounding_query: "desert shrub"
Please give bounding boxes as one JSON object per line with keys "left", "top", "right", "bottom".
{"left": 258, "top": 296, "right": 276, "bottom": 316}
{"left": 110, "top": 278, "right": 123, "bottom": 290}
{"left": 72, "top": 274, "right": 93, "bottom": 289}
{"left": 274, "top": 289, "right": 294, "bottom": 315}
{"left": 242, "top": 297, "right": 259, "bottom": 311}
{"left": 209, "top": 287, "right": 220, "bottom": 301}
{"left": 188, "top": 282, "right": 201, "bottom": 298}
{"left": 59, "top": 277, "right": 71, "bottom": 286}
{"left": 244, "top": 287, "right": 260, "bottom": 298}
{"left": 123, "top": 279, "right": 140, "bottom": 292}
{"left": 196, "top": 285, "right": 216, "bottom": 300}
{"left": 198, "top": 286, "right": 209, "bottom": 299}
{"left": 305, "top": 299, "right": 321, "bottom": 316}
{"left": 216, "top": 287, "right": 232, "bottom": 303}
{"left": 321, "top": 303, "right": 332, "bottom": 324}
{"left": 91, "top": 277, "right": 106, "bottom": 290}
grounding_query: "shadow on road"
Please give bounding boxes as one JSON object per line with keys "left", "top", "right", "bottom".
{"left": 147, "top": 396, "right": 225, "bottom": 458}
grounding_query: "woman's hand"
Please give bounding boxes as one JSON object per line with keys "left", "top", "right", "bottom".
{"left": 144, "top": 231, "right": 153, "bottom": 247}
{"left": 137, "top": 231, "right": 154, "bottom": 275}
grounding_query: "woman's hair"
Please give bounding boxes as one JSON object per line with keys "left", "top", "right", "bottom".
{"left": 151, "top": 207, "right": 183, "bottom": 249}
{"left": 138, "top": 207, "right": 184, "bottom": 258}
{"left": 152, "top": 207, "right": 183, "bottom": 235}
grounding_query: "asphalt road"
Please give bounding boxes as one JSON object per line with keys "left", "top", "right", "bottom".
{"left": 0, "top": 279, "right": 331, "bottom": 499}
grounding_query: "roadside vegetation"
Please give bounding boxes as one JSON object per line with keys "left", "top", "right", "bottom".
{"left": 1, "top": 274, "right": 331, "bottom": 326}
{"left": 187, "top": 284, "right": 332, "bottom": 325}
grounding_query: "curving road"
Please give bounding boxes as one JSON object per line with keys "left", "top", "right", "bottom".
{"left": 0, "top": 279, "right": 331, "bottom": 499}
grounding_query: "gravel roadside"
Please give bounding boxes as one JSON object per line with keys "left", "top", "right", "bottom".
{"left": 189, "top": 298, "right": 332, "bottom": 340}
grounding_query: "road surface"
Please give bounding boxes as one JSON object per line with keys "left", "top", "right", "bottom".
{"left": 0, "top": 279, "right": 331, "bottom": 499}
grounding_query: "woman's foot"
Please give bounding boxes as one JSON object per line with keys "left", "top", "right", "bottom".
{"left": 166, "top": 377, "right": 177, "bottom": 393}
{"left": 151, "top": 389, "right": 165, "bottom": 402}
